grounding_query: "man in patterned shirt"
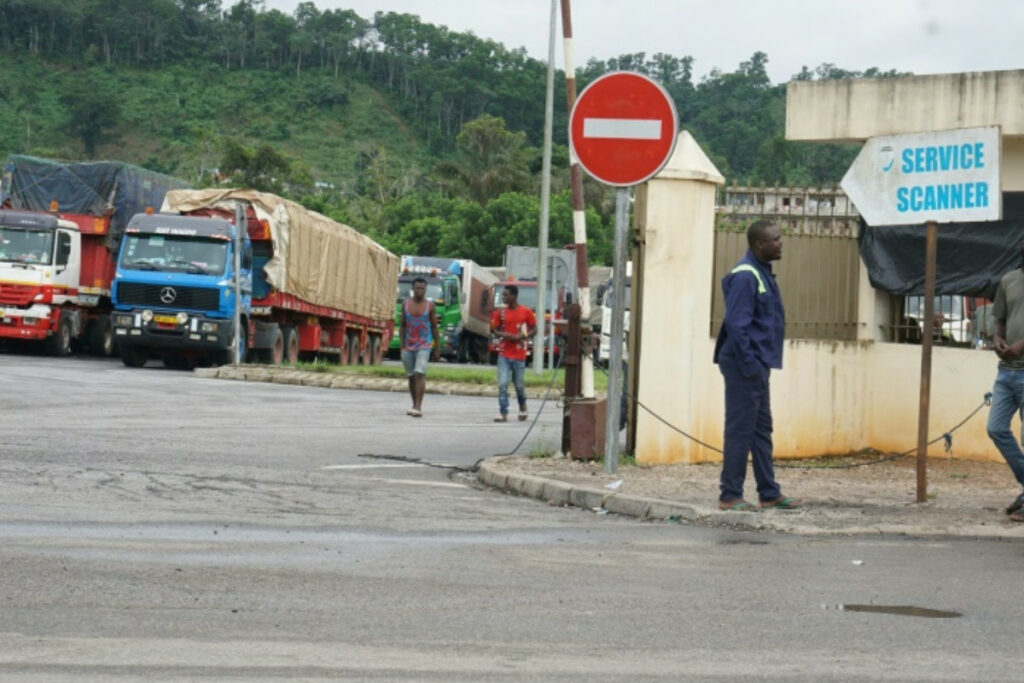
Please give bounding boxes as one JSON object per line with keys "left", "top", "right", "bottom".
{"left": 400, "top": 277, "right": 440, "bottom": 418}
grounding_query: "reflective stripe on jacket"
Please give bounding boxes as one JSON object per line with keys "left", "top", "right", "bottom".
{"left": 713, "top": 250, "right": 785, "bottom": 375}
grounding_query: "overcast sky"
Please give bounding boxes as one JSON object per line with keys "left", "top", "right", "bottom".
{"left": 263, "top": 0, "right": 1023, "bottom": 84}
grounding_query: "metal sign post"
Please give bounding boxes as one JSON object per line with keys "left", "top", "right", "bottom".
{"left": 568, "top": 71, "right": 678, "bottom": 472}
{"left": 232, "top": 204, "right": 246, "bottom": 365}
{"left": 604, "top": 187, "right": 630, "bottom": 473}
{"left": 915, "top": 220, "right": 938, "bottom": 502}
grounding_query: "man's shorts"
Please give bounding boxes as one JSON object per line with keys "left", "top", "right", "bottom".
{"left": 401, "top": 348, "right": 431, "bottom": 376}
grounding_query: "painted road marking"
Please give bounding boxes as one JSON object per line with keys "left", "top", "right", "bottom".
{"left": 583, "top": 118, "right": 661, "bottom": 140}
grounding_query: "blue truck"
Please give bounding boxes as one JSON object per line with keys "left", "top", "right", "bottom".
{"left": 111, "top": 189, "right": 398, "bottom": 369}
{"left": 111, "top": 212, "right": 251, "bottom": 368}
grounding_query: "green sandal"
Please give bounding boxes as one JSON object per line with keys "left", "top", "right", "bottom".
{"left": 718, "top": 500, "right": 760, "bottom": 511}
{"left": 761, "top": 496, "right": 803, "bottom": 510}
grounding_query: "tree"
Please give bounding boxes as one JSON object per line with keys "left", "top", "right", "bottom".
{"left": 436, "top": 114, "right": 531, "bottom": 205}
{"left": 61, "top": 73, "right": 120, "bottom": 156}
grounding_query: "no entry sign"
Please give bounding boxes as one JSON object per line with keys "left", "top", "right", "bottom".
{"left": 569, "top": 72, "right": 678, "bottom": 186}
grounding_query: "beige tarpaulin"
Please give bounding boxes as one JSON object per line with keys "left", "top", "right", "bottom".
{"left": 162, "top": 189, "right": 399, "bottom": 321}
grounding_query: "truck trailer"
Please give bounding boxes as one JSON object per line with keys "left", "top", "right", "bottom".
{"left": 389, "top": 255, "right": 497, "bottom": 363}
{"left": 111, "top": 189, "right": 398, "bottom": 368}
{"left": 0, "top": 155, "right": 184, "bottom": 355}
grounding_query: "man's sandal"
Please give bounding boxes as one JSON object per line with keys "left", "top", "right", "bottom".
{"left": 760, "top": 496, "right": 804, "bottom": 510}
{"left": 1006, "top": 495, "right": 1024, "bottom": 515}
{"left": 718, "top": 500, "right": 760, "bottom": 511}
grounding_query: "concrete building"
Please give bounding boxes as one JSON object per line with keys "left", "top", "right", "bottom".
{"left": 631, "top": 69, "right": 1022, "bottom": 466}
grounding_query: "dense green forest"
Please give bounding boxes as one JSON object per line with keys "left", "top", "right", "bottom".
{"left": 0, "top": 1, "right": 903, "bottom": 265}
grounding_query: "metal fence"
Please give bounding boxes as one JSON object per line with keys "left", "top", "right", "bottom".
{"left": 882, "top": 294, "right": 994, "bottom": 349}
{"left": 710, "top": 218, "right": 861, "bottom": 341}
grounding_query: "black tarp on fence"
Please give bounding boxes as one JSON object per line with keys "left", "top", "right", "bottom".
{"left": 858, "top": 192, "right": 1024, "bottom": 299}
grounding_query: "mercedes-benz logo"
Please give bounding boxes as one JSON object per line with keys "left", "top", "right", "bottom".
{"left": 159, "top": 286, "right": 177, "bottom": 304}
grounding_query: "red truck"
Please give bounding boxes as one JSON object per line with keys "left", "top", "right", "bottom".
{"left": 147, "top": 189, "right": 398, "bottom": 366}
{"left": 0, "top": 155, "right": 184, "bottom": 355}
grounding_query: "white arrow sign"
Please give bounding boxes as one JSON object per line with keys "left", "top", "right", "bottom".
{"left": 840, "top": 126, "right": 1002, "bottom": 226}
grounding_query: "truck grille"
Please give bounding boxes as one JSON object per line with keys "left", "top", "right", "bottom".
{"left": 116, "top": 282, "right": 220, "bottom": 311}
{"left": 0, "top": 283, "right": 37, "bottom": 306}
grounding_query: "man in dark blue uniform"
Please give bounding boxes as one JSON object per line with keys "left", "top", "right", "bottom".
{"left": 713, "top": 220, "right": 802, "bottom": 511}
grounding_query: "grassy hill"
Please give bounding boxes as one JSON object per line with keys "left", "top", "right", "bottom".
{"left": 0, "top": 55, "right": 432, "bottom": 191}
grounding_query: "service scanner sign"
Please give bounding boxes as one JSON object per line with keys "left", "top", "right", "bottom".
{"left": 840, "top": 126, "right": 1001, "bottom": 226}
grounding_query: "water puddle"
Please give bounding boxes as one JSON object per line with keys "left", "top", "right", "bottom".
{"left": 825, "top": 604, "right": 961, "bottom": 618}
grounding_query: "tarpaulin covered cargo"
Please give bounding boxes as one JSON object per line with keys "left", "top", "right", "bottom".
{"left": 162, "top": 188, "right": 399, "bottom": 321}
{"left": 0, "top": 154, "right": 186, "bottom": 250}
{"left": 859, "top": 192, "right": 1024, "bottom": 299}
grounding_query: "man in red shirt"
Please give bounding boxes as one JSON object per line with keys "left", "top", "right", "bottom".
{"left": 490, "top": 285, "right": 537, "bottom": 422}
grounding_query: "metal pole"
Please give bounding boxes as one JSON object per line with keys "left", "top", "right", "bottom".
{"left": 232, "top": 204, "right": 245, "bottom": 365}
{"left": 534, "top": 0, "right": 556, "bottom": 374}
{"left": 916, "top": 220, "right": 938, "bottom": 502}
{"left": 560, "top": 0, "right": 594, "bottom": 400}
{"left": 604, "top": 187, "right": 629, "bottom": 473}
{"left": 548, "top": 258, "right": 557, "bottom": 370}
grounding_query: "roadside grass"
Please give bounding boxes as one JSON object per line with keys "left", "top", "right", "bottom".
{"left": 291, "top": 359, "right": 609, "bottom": 391}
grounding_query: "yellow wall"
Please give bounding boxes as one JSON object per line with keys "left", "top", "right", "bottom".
{"left": 637, "top": 338, "right": 1002, "bottom": 466}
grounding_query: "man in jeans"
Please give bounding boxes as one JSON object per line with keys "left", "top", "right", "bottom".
{"left": 490, "top": 285, "right": 536, "bottom": 422}
{"left": 986, "top": 242, "right": 1024, "bottom": 521}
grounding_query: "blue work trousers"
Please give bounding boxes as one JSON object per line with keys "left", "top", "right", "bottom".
{"left": 718, "top": 356, "right": 781, "bottom": 503}
{"left": 986, "top": 366, "right": 1024, "bottom": 491}
{"left": 497, "top": 355, "right": 527, "bottom": 416}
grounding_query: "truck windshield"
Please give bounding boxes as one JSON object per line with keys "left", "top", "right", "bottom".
{"left": 493, "top": 284, "right": 539, "bottom": 311}
{"left": 120, "top": 234, "right": 228, "bottom": 275}
{"left": 396, "top": 279, "right": 443, "bottom": 302}
{"left": 0, "top": 226, "right": 54, "bottom": 264}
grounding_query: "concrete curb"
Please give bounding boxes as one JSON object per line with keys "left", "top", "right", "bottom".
{"left": 193, "top": 365, "right": 560, "bottom": 400}
{"left": 477, "top": 456, "right": 762, "bottom": 530}
{"left": 475, "top": 457, "right": 1024, "bottom": 538}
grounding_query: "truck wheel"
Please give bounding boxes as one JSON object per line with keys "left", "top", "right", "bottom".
{"left": 215, "top": 322, "right": 248, "bottom": 366}
{"left": 281, "top": 325, "right": 299, "bottom": 364}
{"left": 45, "top": 314, "right": 72, "bottom": 357}
{"left": 88, "top": 315, "right": 115, "bottom": 357}
{"left": 120, "top": 344, "right": 148, "bottom": 368}
{"left": 456, "top": 336, "right": 469, "bottom": 364}
{"left": 367, "top": 335, "right": 381, "bottom": 365}
{"left": 265, "top": 326, "right": 284, "bottom": 365}
{"left": 346, "top": 332, "right": 360, "bottom": 365}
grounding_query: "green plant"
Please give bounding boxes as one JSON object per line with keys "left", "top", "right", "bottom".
{"left": 528, "top": 445, "right": 552, "bottom": 459}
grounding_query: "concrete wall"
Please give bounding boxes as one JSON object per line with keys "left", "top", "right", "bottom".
{"left": 786, "top": 70, "right": 1024, "bottom": 141}
{"left": 786, "top": 69, "right": 1024, "bottom": 192}
{"left": 634, "top": 132, "right": 1004, "bottom": 466}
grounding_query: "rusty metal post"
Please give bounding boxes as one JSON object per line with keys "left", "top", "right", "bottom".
{"left": 916, "top": 220, "right": 938, "bottom": 503}
{"left": 562, "top": 302, "right": 582, "bottom": 455}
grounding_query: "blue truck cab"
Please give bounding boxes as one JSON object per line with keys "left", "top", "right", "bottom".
{"left": 111, "top": 213, "right": 252, "bottom": 368}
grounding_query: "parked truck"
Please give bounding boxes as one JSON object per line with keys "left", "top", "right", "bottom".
{"left": 0, "top": 155, "right": 184, "bottom": 356}
{"left": 488, "top": 245, "right": 578, "bottom": 363}
{"left": 389, "top": 255, "right": 497, "bottom": 363}
{"left": 111, "top": 189, "right": 399, "bottom": 368}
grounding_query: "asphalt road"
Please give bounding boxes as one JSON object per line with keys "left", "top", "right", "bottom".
{"left": 1, "top": 353, "right": 1022, "bottom": 680}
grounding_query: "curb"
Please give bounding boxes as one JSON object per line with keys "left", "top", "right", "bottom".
{"left": 194, "top": 365, "right": 561, "bottom": 400}
{"left": 475, "top": 457, "right": 1024, "bottom": 539}
{"left": 478, "top": 456, "right": 759, "bottom": 530}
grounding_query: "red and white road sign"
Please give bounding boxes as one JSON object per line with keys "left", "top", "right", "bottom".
{"left": 569, "top": 72, "right": 678, "bottom": 187}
